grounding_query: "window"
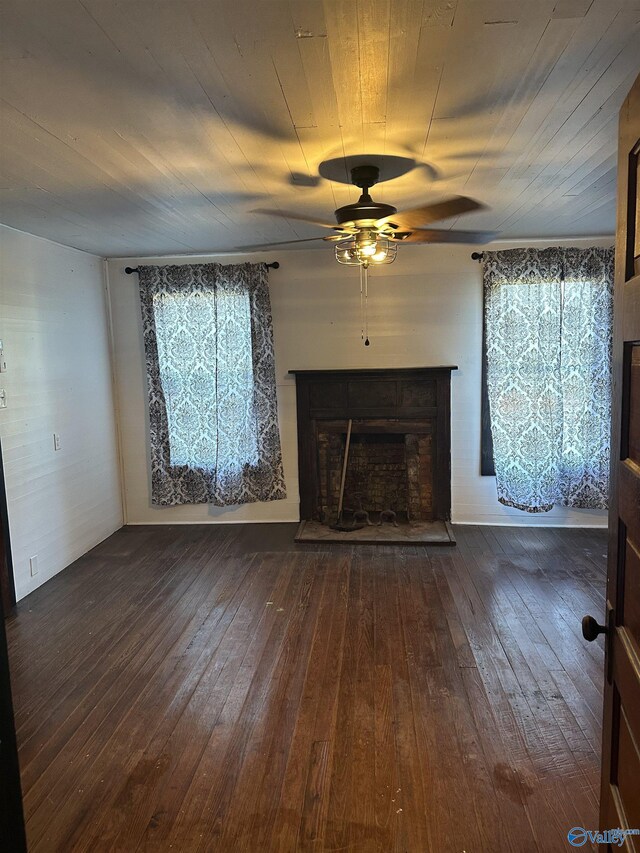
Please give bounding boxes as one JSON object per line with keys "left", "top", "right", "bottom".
{"left": 139, "top": 262, "right": 286, "bottom": 507}
{"left": 153, "top": 288, "right": 258, "bottom": 471}
{"left": 482, "top": 247, "right": 614, "bottom": 513}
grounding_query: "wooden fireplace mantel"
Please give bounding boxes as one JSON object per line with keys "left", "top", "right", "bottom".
{"left": 289, "top": 366, "right": 457, "bottom": 522}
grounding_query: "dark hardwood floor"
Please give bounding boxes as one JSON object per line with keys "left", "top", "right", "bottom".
{"left": 6, "top": 524, "right": 606, "bottom": 852}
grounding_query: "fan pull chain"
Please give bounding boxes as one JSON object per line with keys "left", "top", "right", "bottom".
{"left": 363, "top": 263, "right": 370, "bottom": 346}
{"left": 359, "top": 263, "right": 365, "bottom": 342}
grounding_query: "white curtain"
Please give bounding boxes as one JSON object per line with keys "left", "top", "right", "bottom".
{"left": 139, "top": 262, "right": 286, "bottom": 507}
{"left": 483, "top": 246, "right": 614, "bottom": 512}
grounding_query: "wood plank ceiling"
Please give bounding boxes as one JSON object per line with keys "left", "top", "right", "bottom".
{"left": 0, "top": 0, "right": 639, "bottom": 257}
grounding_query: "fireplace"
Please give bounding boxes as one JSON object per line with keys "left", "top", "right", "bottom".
{"left": 290, "top": 367, "right": 456, "bottom": 544}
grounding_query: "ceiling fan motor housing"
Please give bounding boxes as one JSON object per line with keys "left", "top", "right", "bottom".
{"left": 335, "top": 200, "right": 398, "bottom": 226}
{"left": 333, "top": 163, "right": 399, "bottom": 226}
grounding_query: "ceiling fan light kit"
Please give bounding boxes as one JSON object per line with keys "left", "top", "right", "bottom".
{"left": 335, "top": 233, "right": 397, "bottom": 266}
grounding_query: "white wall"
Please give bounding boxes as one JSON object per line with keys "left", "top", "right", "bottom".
{"left": 0, "top": 225, "right": 123, "bottom": 600}
{"left": 107, "top": 237, "right": 613, "bottom": 527}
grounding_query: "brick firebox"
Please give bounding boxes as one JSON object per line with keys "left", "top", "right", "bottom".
{"left": 317, "top": 429, "right": 433, "bottom": 522}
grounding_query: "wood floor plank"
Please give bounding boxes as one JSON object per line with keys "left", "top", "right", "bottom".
{"left": 6, "top": 523, "right": 606, "bottom": 852}
{"left": 272, "top": 557, "right": 345, "bottom": 852}
{"left": 385, "top": 552, "right": 434, "bottom": 853}
{"left": 344, "top": 555, "right": 376, "bottom": 853}
{"left": 300, "top": 555, "right": 351, "bottom": 852}
{"left": 322, "top": 553, "right": 363, "bottom": 852}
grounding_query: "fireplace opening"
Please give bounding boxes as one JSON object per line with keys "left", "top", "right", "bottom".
{"left": 317, "top": 427, "right": 433, "bottom": 524}
{"left": 344, "top": 433, "right": 408, "bottom": 519}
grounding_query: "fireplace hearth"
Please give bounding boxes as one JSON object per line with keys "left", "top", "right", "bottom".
{"left": 290, "top": 367, "right": 456, "bottom": 545}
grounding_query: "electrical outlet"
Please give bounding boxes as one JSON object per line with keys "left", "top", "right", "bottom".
{"left": 53, "top": 433, "right": 61, "bottom": 451}
{"left": 0, "top": 389, "right": 6, "bottom": 408}
{"left": 30, "top": 555, "right": 39, "bottom": 577}
{"left": 0, "top": 339, "right": 6, "bottom": 372}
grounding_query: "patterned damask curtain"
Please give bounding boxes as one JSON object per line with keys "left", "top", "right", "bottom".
{"left": 139, "top": 262, "right": 287, "bottom": 507}
{"left": 483, "top": 246, "right": 614, "bottom": 512}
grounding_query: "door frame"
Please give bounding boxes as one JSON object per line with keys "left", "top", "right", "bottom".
{"left": 0, "top": 441, "right": 17, "bottom": 615}
{"left": 598, "top": 73, "right": 640, "bottom": 838}
{"left": 0, "top": 438, "right": 27, "bottom": 849}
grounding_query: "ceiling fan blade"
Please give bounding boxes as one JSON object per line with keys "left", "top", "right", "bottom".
{"left": 390, "top": 228, "right": 497, "bottom": 244}
{"left": 235, "top": 235, "right": 344, "bottom": 251}
{"left": 251, "top": 208, "right": 337, "bottom": 229}
{"left": 377, "top": 196, "right": 485, "bottom": 230}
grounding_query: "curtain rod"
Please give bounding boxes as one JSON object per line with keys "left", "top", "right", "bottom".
{"left": 471, "top": 252, "right": 484, "bottom": 262}
{"left": 124, "top": 261, "right": 280, "bottom": 275}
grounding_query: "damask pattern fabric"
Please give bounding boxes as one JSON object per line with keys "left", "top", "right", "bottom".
{"left": 483, "top": 246, "right": 614, "bottom": 512}
{"left": 139, "top": 262, "right": 287, "bottom": 507}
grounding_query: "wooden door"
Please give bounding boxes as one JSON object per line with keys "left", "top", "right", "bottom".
{"left": 583, "top": 74, "right": 640, "bottom": 847}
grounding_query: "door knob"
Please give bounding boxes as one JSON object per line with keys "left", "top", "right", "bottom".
{"left": 582, "top": 614, "right": 608, "bottom": 641}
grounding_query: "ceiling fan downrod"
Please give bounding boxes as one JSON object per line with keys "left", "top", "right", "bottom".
{"left": 350, "top": 164, "right": 380, "bottom": 200}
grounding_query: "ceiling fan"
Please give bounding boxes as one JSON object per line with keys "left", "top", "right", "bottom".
{"left": 242, "top": 164, "right": 496, "bottom": 267}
